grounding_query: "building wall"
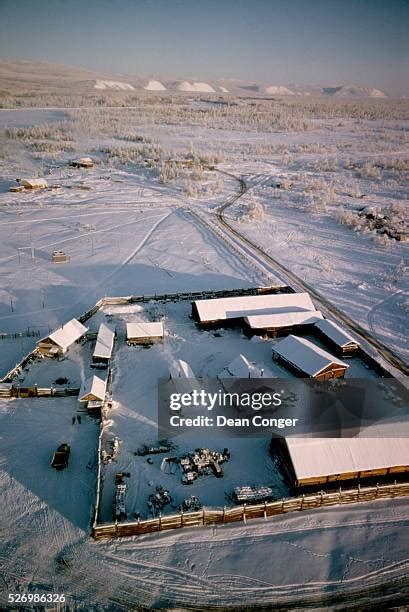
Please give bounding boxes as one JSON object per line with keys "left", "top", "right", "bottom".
{"left": 127, "top": 336, "right": 163, "bottom": 346}
{"left": 37, "top": 339, "right": 63, "bottom": 356}
{"left": 248, "top": 322, "right": 317, "bottom": 338}
{"left": 272, "top": 353, "right": 346, "bottom": 380}
{"left": 314, "top": 363, "right": 347, "bottom": 381}
{"left": 279, "top": 439, "right": 409, "bottom": 488}
{"left": 297, "top": 464, "right": 409, "bottom": 487}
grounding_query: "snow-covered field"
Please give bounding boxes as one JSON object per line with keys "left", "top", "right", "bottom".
{"left": 0, "top": 103, "right": 408, "bottom": 608}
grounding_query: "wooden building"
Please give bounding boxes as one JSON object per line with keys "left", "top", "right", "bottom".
{"left": 272, "top": 335, "right": 349, "bottom": 381}
{"left": 192, "top": 292, "right": 316, "bottom": 329}
{"left": 79, "top": 375, "right": 107, "bottom": 414}
{"left": 283, "top": 435, "right": 409, "bottom": 487}
{"left": 69, "top": 157, "right": 94, "bottom": 168}
{"left": 314, "top": 319, "right": 360, "bottom": 356}
{"left": 37, "top": 318, "right": 88, "bottom": 357}
{"left": 52, "top": 250, "right": 70, "bottom": 263}
{"left": 126, "top": 321, "right": 164, "bottom": 345}
{"left": 245, "top": 310, "right": 323, "bottom": 337}
{"left": 92, "top": 323, "right": 115, "bottom": 368}
{"left": 17, "top": 177, "right": 48, "bottom": 190}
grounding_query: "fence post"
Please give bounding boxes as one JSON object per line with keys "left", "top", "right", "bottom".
{"left": 180, "top": 511, "right": 184, "bottom": 527}
{"left": 300, "top": 494, "right": 304, "bottom": 510}
{"left": 243, "top": 504, "right": 246, "bottom": 524}
{"left": 202, "top": 508, "right": 205, "bottom": 525}
{"left": 320, "top": 491, "right": 324, "bottom": 506}
{"left": 339, "top": 486, "right": 342, "bottom": 502}
{"left": 159, "top": 513, "right": 162, "bottom": 531}
{"left": 137, "top": 517, "right": 140, "bottom": 535}
{"left": 358, "top": 483, "right": 361, "bottom": 500}
{"left": 222, "top": 506, "right": 226, "bottom": 523}
{"left": 263, "top": 501, "right": 267, "bottom": 520}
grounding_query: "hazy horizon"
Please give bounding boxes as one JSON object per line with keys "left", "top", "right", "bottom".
{"left": 0, "top": 0, "right": 408, "bottom": 95}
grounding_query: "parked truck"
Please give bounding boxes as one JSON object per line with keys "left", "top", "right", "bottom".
{"left": 51, "top": 444, "right": 70, "bottom": 470}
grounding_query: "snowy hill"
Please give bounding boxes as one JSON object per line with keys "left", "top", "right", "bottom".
{"left": 94, "top": 80, "right": 135, "bottom": 91}
{"left": 321, "top": 85, "right": 387, "bottom": 98}
{"left": 174, "top": 81, "right": 216, "bottom": 93}
{"left": 265, "top": 85, "right": 295, "bottom": 95}
{"left": 143, "top": 80, "right": 167, "bottom": 91}
{"left": 0, "top": 60, "right": 394, "bottom": 99}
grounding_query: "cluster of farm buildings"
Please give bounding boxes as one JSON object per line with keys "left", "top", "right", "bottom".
{"left": 34, "top": 289, "right": 408, "bottom": 493}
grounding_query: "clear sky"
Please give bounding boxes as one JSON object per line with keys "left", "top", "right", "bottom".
{"left": 0, "top": 0, "right": 408, "bottom": 94}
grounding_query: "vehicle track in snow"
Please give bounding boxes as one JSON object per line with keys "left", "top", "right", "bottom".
{"left": 211, "top": 167, "right": 409, "bottom": 375}
{"left": 367, "top": 289, "right": 405, "bottom": 337}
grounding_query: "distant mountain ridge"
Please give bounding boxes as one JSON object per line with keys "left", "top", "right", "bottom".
{"left": 0, "top": 59, "right": 394, "bottom": 98}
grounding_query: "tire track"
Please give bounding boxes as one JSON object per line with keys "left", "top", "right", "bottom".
{"left": 212, "top": 168, "right": 409, "bottom": 375}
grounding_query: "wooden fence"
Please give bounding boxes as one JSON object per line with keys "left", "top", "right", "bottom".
{"left": 0, "top": 285, "right": 289, "bottom": 384}
{"left": 0, "top": 385, "right": 80, "bottom": 398}
{"left": 92, "top": 481, "right": 409, "bottom": 540}
{"left": 0, "top": 330, "right": 41, "bottom": 340}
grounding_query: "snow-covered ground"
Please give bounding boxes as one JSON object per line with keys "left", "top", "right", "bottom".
{"left": 89, "top": 300, "right": 381, "bottom": 524}
{"left": 0, "top": 106, "right": 408, "bottom": 608}
{"left": 224, "top": 165, "right": 408, "bottom": 362}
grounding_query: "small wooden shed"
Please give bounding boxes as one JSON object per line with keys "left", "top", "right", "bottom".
{"left": 126, "top": 321, "right": 164, "bottom": 345}
{"left": 69, "top": 157, "right": 94, "bottom": 168}
{"left": 37, "top": 318, "right": 88, "bottom": 357}
{"left": 92, "top": 323, "right": 115, "bottom": 368}
{"left": 79, "top": 375, "right": 107, "bottom": 402}
{"left": 52, "top": 250, "right": 70, "bottom": 263}
{"left": 17, "top": 178, "right": 48, "bottom": 190}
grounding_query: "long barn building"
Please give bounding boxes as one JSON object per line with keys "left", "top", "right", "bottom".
{"left": 283, "top": 435, "right": 409, "bottom": 487}
{"left": 192, "top": 292, "right": 317, "bottom": 330}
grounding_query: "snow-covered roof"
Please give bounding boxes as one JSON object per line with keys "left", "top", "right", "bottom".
{"left": 47, "top": 318, "right": 88, "bottom": 351}
{"left": 286, "top": 434, "right": 409, "bottom": 481}
{"left": 219, "top": 354, "right": 274, "bottom": 379}
{"left": 169, "top": 359, "right": 195, "bottom": 379}
{"left": 93, "top": 323, "right": 115, "bottom": 360}
{"left": 19, "top": 178, "right": 48, "bottom": 189}
{"left": 126, "top": 321, "right": 164, "bottom": 339}
{"left": 272, "top": 335, "right": 348, "bottom": 377}
{"left": 314, "top": 319, "right": 360, "bottom": 349}
{"left": 79, "top": 375, "right": 107, "bottom": 402}
{"left": 71, "top": 157, "right": 94, "bottom": 166}
{"left": 194, "top": 292, "right": 316, "bottom": 323}
{"left": 245, "top": 310, "right": 323, "bottom": 330}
